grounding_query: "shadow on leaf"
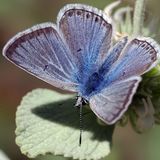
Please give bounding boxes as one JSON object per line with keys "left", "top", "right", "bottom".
{"left": 32, "top": 97, "right": 114, "bottom": 144}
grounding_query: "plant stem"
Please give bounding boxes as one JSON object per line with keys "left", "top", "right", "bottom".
{"left": 133, "top": 0, "right": 145, "bottom": 36}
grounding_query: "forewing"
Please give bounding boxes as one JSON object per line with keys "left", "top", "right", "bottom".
{"left": 106, "top": 37, "right": 160, "bottom": 83}
{"left": 57, "top": 4, "right": 112, "bottom": 69}
{"left": 89, "top": 77, "right": 141, "bottom": 124}
{"left": 99, "top": 36, "right": 128, "bottom": 75}
{"left": 3, "top": 23, "right": 77, "bottom": 92}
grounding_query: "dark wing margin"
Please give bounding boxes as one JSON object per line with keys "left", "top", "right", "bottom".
{"left": 3, "top": 23, "right": 77, "bottom": 92}
{"left": 105, "top": 37, "right": 160, "bottom": 83}
{"left": 57, "top": 4, "right": 113, "bottom": 69}
{"left": 89, "top": 77, "right": 141, "bottom": 124}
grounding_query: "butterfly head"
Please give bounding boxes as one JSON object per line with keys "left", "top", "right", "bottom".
{"left": 75, "top": 96, "right": 88, "bottom": 108}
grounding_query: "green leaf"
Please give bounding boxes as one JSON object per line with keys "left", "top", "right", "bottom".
{"left": 16, "top": 89, "right": 114, "bottom": 160}
{"left": 0, "top": 150, "right": 10, "bottom": 160}
{"left": 37, "top": 155, "right": 72, "bottom": 160}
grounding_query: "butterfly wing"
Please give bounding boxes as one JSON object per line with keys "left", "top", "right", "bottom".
{"left": 57, "top": 4, "right": 112, "bottom": 71}
{"left": 89, "top": 37, "right": 160, "bottom": 124}
{"left": 105, "top": 37, "right": 160, "bottom": 84}
{"left": 89, "top": 77, "right": 141, "bottom": 124}
{"left": 3, "top": 23, "right": 77, "bottom": 92}
{"left": 99, "top": 36, "right": 128, "bottom": 75}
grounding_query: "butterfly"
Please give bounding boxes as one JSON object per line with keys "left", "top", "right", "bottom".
{"left": 2, "top": 4, "right": 160, "bottom": 125}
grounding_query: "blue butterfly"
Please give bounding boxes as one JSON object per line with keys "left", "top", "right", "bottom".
{"left": 3, "top": 4, "right": 160, "bottom": 124}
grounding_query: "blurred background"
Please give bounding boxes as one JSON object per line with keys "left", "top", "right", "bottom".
{"left": 0, "top": 0, "right": 160, "bottom": 160}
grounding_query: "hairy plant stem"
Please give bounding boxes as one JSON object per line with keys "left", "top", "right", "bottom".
{"left": 133, "top": 0, "right": 145, "bottom": 36}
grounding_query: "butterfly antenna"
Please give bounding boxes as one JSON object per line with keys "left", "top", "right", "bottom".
{"left": 79, "top": 102, "right": 83, "bottom": 146}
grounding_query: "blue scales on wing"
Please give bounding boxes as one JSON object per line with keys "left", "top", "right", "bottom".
{"left": 88, "top": 37, "right": 159, "bottom": 124}
{"left": 80, "top": 36, "right": 128, "bottom": 98}
{"left": 3, "top": 23, "right": 78, "bottom": 92}
{"left": 58, "top": 4, "right": 113, "bottom": 86}
{"left": 105, "top": 37, "right": 158, "bottom": 83}
{"left": 3, "top": 4, "right": 160, "bottom": 124}
{"left": 57, "top": 5, "right": 159, "bottom": 125}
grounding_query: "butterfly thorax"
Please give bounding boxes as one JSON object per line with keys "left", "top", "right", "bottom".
{"left": 79, "top": 71, "right": 104, "bottom": 100}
